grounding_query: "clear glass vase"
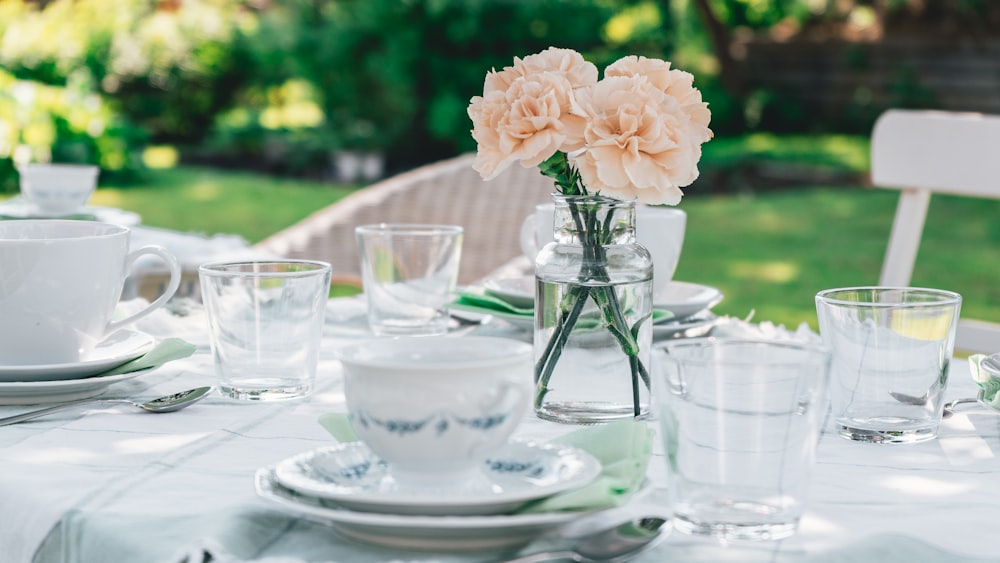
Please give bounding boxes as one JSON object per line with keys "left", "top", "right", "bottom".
{"left": 533, "top": 193, "right": 654, "bottom": 424}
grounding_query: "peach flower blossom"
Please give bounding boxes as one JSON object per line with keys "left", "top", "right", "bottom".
{"left": 468, "top": 48, "right": 597, "bottom": 179}
{"left": 571, "top": 74, "right": 701, "bottom": 205}
{"left": 518, "top": 47, "right": 599, "bottom": 89}
{"left": 605, "top": 55, "right": 713, "bottom": 144}
{"left": 468, "top": 48, "right": 711, "bottom": 204}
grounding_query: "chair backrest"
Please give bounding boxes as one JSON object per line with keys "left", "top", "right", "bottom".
{"left": 871, "top": 109, "right": 1000, "bottom": 354}
{"left": 253, "top": 153, "right": 554, "bottom": 285}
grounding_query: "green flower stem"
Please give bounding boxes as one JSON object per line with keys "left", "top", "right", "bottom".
{"left": 540, "top": 153, "right": 584, "bottom": 195}
{"left": 534, "top": 284, "right": 591, "bottom": 409}
{"left": 629, "top": 354, "right": 641, "bottom": 417}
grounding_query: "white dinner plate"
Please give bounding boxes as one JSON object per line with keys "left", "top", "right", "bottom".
{"left": 652, "top": 311, "right": 719, "bottom": 341}
{"left": 255, "top": 466, "right": 591, "bottom": 552}
{"left": 0, "top": 330, "right": 155, "bottom": 383}
{"left": 654, "top": 281, "right": 724, "bottom": 319}
{"left": 449, "top": 301, "right": 534, "bottom": 331}
{"left": 0, "top": 370, "right": 154, "bottom": 405}
{"left": 0, "top": 197, "right": 141, "bottom": 225}
{"left": 273, "top": 440, "right": 602, "bottom": 516}
{"left": 483, "top": 276, "right": 535, "bottom": 309}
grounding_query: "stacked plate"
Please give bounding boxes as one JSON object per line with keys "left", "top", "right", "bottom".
{"left": 0, "top": 329, "right": 156, "bottom": 405}
{"left": 651, "top": 281, "right": 724, "bottom": 340}
{"left": 451, "top": 276, "right": 724, "bottom": 339}
{"left": 255, "top": 439, "right": 604, "bottom": 551}
{"left": 0, "top": 197, "right": 142, "bottom": 225}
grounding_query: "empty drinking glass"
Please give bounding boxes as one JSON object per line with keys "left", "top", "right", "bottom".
{"left": 200, "top": 260, "right": 332, "bottom": 401}
{"left": 355, "top": 224, "right": 463, "bottom": 336}
{"left": 815, "top": 286, "right": 962, "bottom": 444}
{"left": 653, "top": 339, "right": 831, "bottom": 541}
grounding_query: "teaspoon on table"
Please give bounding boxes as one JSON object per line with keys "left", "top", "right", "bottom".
{"left": 0, "top": 386, "right": 213, "bottom": 426}
{"left": 504, "top": 515, "right": 669, "bottom": 563}
{"left": 890, "top": 390, "right": 985, "bottom": 419}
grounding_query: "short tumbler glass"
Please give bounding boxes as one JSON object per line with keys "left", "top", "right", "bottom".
{"left": 653, "top": 339, "right": 832, "bottom": 541}
{"left": 815, "top": 287, "right": 962, "bottom": 444}
{"left": 355, "top": 224, "right": 463, "bottom": 337}
{"left": 199, "top": 260, "right": 332, "bottom": 401}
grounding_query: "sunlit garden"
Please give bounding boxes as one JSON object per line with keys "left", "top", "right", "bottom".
{"left": 2, "top": 0, "right": 998, "bottom": 328}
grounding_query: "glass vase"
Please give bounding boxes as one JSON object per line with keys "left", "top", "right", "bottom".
{"left": 533, "top": 193, "right": 654, "bottom": 424}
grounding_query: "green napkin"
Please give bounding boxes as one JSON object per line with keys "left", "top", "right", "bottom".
{"left": 318, "top": 412, "right": 360, "bottom": 442}
{"left": 517, "top": 420, "right": 653, "bottom": 513}
{"left": 453, "top": 288, "right": 672, "bottom": 327}
{"left": 316, "top": 413, "right": 653, "bottom": 513}
{"left": 99, "top": 338, "right": 197, "bottom": 377}
{"left": 454, "top": 288, "right": 533, "bottom": 316}
{"left": 969, "top": 354, "right": 1000, "bottom": 409}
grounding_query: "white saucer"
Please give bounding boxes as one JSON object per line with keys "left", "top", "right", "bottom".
{"left": 0, "top": 370, "right": 153, "bottom": 405}
{"left": 0, "top": 197, "right": 141, "bottom": 226}
{"left": 272, "top": 440, "right": 602, "bottom": 516}
{"left": 483, "top": 276, "right": 535, "bottom": 309}
{"left": 654, "top": 281, "right": 723, "bottom": 319}
{"left": 652, "top": 310, "right": 718, "bottom": 340}
{"left": 449, "top": 301, "right": 534, "bottom": 331}
{"left": 255, "top": 466, "right": 590, "bottom": 552}
{"left": 0, "top": 330, "right": 155, "bottom": 383}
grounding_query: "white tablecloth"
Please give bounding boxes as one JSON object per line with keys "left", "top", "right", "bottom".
{"left": 1, "top": 298, "right": 998, "bottom": 563}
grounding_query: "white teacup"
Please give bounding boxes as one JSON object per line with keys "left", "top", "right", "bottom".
{"left": 520, "top": 202, "right": 687, "bottom": 299}
{"left": 338, "top": 336, "right": 532, "bottom": 484}
{"left": 18, "top": 163, "right": 99, "bottom": 216}
{"left": 0, "top": 220, "right": 181, "bottom": 365}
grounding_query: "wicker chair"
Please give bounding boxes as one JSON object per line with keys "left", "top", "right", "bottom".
{"left": 254, "top": 153, "right": 554, "bottom": 285}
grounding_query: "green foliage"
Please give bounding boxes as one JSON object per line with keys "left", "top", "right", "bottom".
{"left": 0, "top": 69, "right": 146, "bottom": 192}
{"left": 8, "top": 0, "right": 990, "bottom": 181}
{"left": 1, "top": 0, "right": 248, "bottom": 144}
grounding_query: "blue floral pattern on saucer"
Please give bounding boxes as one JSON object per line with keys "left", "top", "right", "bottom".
{"left": 271, "top": 439, "right": 602, "bottom": 516}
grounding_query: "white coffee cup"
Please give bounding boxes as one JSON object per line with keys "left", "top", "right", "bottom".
{"left": 520, "top": 202, "right": 687, "bottom": 299}
{"left": 0, "top": 220, "right": 182, "bottom": 365}
{"left": 338, "top": 335, "right": 532, "bottom": 484}
{"left": 18, "top": 163, "right": 99, "bottom": 216}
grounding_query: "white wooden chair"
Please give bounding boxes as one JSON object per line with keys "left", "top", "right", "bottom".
{"left": 254, "top": 153, "right": 554, "bottom": 286}
{"left": 871, "top": 109, "right": 1000, "bottom": 354}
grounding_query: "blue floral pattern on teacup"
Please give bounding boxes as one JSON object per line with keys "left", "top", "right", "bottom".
{"left": 350, "top": 409, "right": 511, "bottom": 437}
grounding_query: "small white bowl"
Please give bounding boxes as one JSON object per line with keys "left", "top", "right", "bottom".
{"left": 18, "top": 163, "right": 99, "bottom": 216}
{"left": 337, "top": 336, "right": 533, "bottom": 484}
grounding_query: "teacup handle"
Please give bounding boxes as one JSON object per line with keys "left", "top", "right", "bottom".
{"left": 107, "top": 245, "right": 182, "bottom": 333}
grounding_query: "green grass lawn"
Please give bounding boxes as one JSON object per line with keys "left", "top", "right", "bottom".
{"left": 5, "top": 134, "right": 995, "bottom": 331}
{"left": 93, "top": 166, "right": 356, "bottom": 243}
{"left": 677, "top": 187, "right": 1000, "bottom": 331}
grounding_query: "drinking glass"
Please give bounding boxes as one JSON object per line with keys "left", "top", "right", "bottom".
{"left": 355, "top": 224, "right": 463, "bottom": 336}
{"left": 199, "top": 260, "right": 332, "bottom": 401}
{"left": 815, "top": 286, "right": 962, "bottom": 444}
{"left": 653, "top": 339, "right": 831, "bottom": 541}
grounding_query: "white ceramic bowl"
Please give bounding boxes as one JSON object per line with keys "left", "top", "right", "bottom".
{"left": 18, "top": 163, "right": 99, "bottom": 216}
{"left": 338, "top": 336, "right": 532, "bottom": 484}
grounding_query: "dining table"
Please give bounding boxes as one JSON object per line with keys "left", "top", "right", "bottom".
{"left": 1, "top": 295, "right": 999, "bottom": 563}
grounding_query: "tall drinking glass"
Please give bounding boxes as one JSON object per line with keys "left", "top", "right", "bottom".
{"left": 815, "top": 287, "right": 962, "bottom": 444}
{"left": 653, "top": 339, "right": 831, "bottom": 541}
{"left": 199, "top": 260, "right": 332, "bottom": 401}
{"left": 355, "top": 224, "right": 463, "bottom": 337}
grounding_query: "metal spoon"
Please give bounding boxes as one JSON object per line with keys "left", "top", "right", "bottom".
{"left": 942, "top": 397, "right": 981, "bottom": 418}
{"left": 0, "top": 386, "right": 213, "bottom": 426}
{"left": 505, "top": 515, "right": 669, "bottom": 563}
